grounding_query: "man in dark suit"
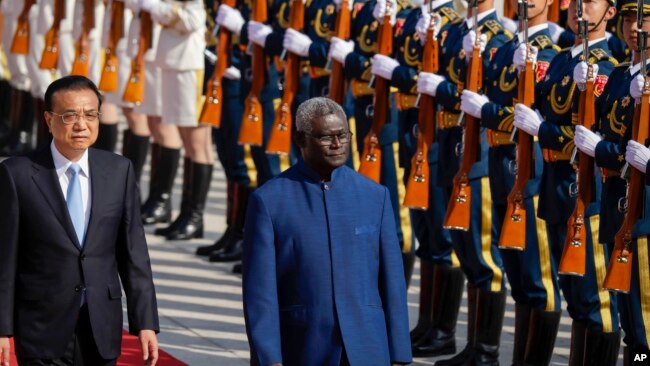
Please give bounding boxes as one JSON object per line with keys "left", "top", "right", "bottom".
{"left": 242, "top": 97, "right": 412, "bottom": 366}
{"left": 0, "top": 76, "right": 160, "bottom": 365}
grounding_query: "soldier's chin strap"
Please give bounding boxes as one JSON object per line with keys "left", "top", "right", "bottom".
{"left": 576, "top": 6, "right": 610, "bottom": 35}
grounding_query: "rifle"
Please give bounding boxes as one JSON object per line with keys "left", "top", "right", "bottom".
{"left": 199, "top": 0, "right": 237, "bottom": 127}
{"left": 403, "top": 6, "right": 439, "bottom": 209}
{"left": 70, "top": 0, "right": 95, "bottom": 76}
{"left": 238, "top": 0, "right": 268, "bottom": 146}
{"left": 266, "top": 0, "right": 305, "bottom": 155}
{"left": 549, "top": 0, "right": 560, "bottom": 23}
{"left": 40, "top": 0, "right": 66, "bottom": 70}
{"left": 443, "top": 0, "right": 482, "bottom": 230}
{"left": 99, "top": 0, "right": 125, "bottom": 92}
{"left": 499, "top": 0, "right": 533, "bottom": 250}
{"left": 358, "top": 0, "right": 393, "bottom": 183}
{"left": 328, "top": 0, "right": 352, "bottom": 104}
{"left": 603, "top": 2, "right": 649, "bottom": 293}
{"left": 10, "top": 0, "right": 35, "bottom": 55}
{"left": 123, "top": 11, "right": 152, "bottom": 104}
{"left": 558, "top": 1, "right": 595, "bottom": 276}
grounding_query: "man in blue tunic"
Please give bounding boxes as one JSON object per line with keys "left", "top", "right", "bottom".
{"left": 242, "top": 97, "right": 411, "bottom": 366}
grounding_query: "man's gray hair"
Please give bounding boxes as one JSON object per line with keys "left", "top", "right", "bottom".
{"left": 295, "top": 97, "right": 346, "bottom": 134}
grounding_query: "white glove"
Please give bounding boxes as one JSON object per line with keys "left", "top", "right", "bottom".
{"left": 513, "top": 44, "right": 538, "bottom": 72}
{"left": 373, "top": 0, "right": 397, "bottom": 25}
{"left": 216, "top": 5, "right": 245, "bottom": 35}
{"left": 630, "top": 74, "right": 645, "bottom": 100}
{"left": 371, "top": 54, "right": 399, "bottom": 80}
{"left": 417, "top": 72, "right": 445, "bottom": 97}
{"left": 415, "top": 12, "right": 441, "bottom": 46}
{"left": 333, "top": 0, "right": 354, "bottom": 10}
{"left": 462, "top": 30, "right": 487, "bottom": 57}
{"left": 248, "top": 21, "right": 273, "bottom": 47}
{"left": 283, "top": 28, "right": 312, "bottom": 57}
{"left": 223, "top": 66, "right": 242, "bottom": 80}
{"left": 139, "top": 0, "right": 160, "bottom": 11}
{"left": 626, "top": 140, "right": 650, "bottom": 173}
{"left": 573, "top": 61, "right": 599, "bottom": 92}
{"left": 329, "top": 37, "right": 354, "bottom": 64}
{"left": 460, "top": 90, "right": 489, "bottom": 119}
{"left": 513, "top": 103, "right": 543, "bottom": 136}
{"left": 574, "top": 125, "right": 602, "bottom": 157}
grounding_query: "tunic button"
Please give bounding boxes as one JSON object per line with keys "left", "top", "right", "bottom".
{"left": 75, "top": 286, "right": 81, "bottom": 292}
{"left": 323, "top": 183, "right": 330, "bottom": 190}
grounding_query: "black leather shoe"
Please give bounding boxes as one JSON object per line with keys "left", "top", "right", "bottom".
{"left": 209, "top": 239, "right": 243, "bottom": 262}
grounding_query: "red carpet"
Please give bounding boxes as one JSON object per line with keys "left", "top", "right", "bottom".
{"left": 8, "top": 330, "right": 187, "bottom": 365}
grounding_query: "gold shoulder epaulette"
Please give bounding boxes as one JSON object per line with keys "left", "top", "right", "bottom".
{"left": 532, "top": 34, "right": 554, "bottom": 50}
{"left": 439, "top": 6, "right": 461, "bottom": 24}
{"left": 482, "top": 19, "right": 503, "bottom": 36}
{"left": 589, "top": 48, "right": 611, "bottom": 62}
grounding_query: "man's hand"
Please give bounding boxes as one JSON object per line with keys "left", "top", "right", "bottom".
{"left": 513, "top": 103, "right": 543, "bottom": 136}
{"left": 0, "top": 337, "right": 10, "bottom": 366}
{"left": 139, "top": 330, "right": 159, "bottom": 366}
{"left": 626, "top": 140, "right": 650, "bottom": 173}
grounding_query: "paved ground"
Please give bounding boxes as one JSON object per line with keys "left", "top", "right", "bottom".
{"left": 131, "top": 150, "right": 623, "bottom": 366}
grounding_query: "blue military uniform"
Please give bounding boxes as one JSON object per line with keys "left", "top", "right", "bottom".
{"left": 344, "top": 0, "right": 416, "bottom": 285}
{"left": 535, "top": 37, "right": 620, "bottom": 363}
{"left": 432, "top": 8, "right": 511, "bottom": 366}
{"left": 480, "top": 23, "right": 563, "bottom": 364}
{"left": 390, "top": 0, "right": 466, "bottom": 358}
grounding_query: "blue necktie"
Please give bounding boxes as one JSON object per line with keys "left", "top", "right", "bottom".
{"left": 67, "top": 163, "right": 85, "bottom": 247}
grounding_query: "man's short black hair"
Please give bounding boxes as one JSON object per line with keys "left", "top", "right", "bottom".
{"left": 45, "top": 75, "right": 103, "bottom": 112}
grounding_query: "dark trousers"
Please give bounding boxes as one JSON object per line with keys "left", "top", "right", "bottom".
{"left": 339, "top": 347, "right": 350, "bottom": 366}
{"left": 18, "top": 305, "right": 117, "bottom": 366}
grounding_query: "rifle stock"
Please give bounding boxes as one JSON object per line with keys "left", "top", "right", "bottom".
{"left": 558, "top": 73, "right": 596, "bottom": 276}
{"left": 603, "top": 82, "right": 650, "bottom": 292}
{"left": 499, "top": 58, "right": 534, "bottom": 250}
{"left": 123, "top": 11, "right": 152, "bottom": 104}
{"left": 239, "top": 0, "right": 268, "bottom": 146}
{"left": 266, "top": 0, "right": 305, "bottom": 155}
{"left": 99, "top": 0, "right": 125, "bottom": 92}
{"left": 70, "top": 0, "right": 94, "bottom": 76}
{"left": 328, "top": 0, "right": 351, "bottom": 104}
{"left": 443, "top": 38, "right": 482, "bottom": 230}
{"left": 199, "top": 0, "right": 238, "bottom": 127}
{"left": 358, "top": 7, "right": 393, "bottom": 183}
{"left": 403, "top": 13, "right": 438, "bottom": 209}
{"left": 10, "top": 0, "right": 35, "bottom": 55}
{"left": 40, "top": 0, "right": 66, "bottom": 70}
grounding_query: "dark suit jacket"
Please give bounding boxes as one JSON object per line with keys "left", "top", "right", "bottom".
{"left": 0, "top": 147, "right": 159, "bottom": 359}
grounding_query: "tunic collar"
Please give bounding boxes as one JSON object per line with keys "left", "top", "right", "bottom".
{"left": 296, "top": 159, "right": 348, "bottom": 184}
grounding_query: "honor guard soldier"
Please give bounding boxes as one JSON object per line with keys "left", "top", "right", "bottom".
{"left": 416, "top": 0, "right": 512, "bottom": 363}
{"left": 137, "top": 0, "right": 215, "bottom": 241}
{"left": 589, "top": 0, "right": 650, "bottom": 361}
{"left": 194, "top": 0, "right": 255, "bottom": 264}
{"left": 329, "top": 0, "right": 417, "bottom": 285}
{"left": 1, "top": 0, "right": 35, "bottom": 156}
{"left": 378, "top": 0, "right": 466, "bottom": 358}
{"left": 514, "top": 0, "right": 621, "bottom": 364}
{"left": 459, "top": 0, "right": 565, "bottom": 363}
{"left": 100, "top": 1, "right": 152, "bottom": 183}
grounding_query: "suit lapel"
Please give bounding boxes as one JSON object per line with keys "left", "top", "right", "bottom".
{"left": 31, "top": 148, "right": 82, "bottom": 251}
{"left": 85, "top": 149, "right": 109, "bottom": 252}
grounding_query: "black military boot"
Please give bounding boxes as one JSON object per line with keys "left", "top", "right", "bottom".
{"left": 165, "top": 162, "right": 213, "bottom": 240}
{"left": 403, "top": 246, "right": 416, "bottom": 288}
{"left": 196, "top": 181, "right": 234, "bottom": 256}
{"left": 142, "top": 147, "right": 180, "bottom": 225}
{"left": 435, "top": 283, "right": 478, "bottom": 366}
{"left": 472, "top": 288, "right": 507, "bottom": 366}
{"left": 93, "top": 123, "right": 118, "bottom": 152}
{"left": 523, "top": 309, "right": 561, "bottom": 366}
{"left": 411, "top": 260, "right": 435, "bottom": 345}
{"left": 582, "top": 329, "right": 620, "bottom": 366}
{"left": 155, "top": 157, "right": 192, "bottom": 236}
{"left": 3, "top": 90, "right": 35, "bottom": 156}
{"left": 209, "top": 184, "right": 251, "bottom": 262}
{"left": 413, "top": 265, "right": 465, "bottom": 358}
{"left": 512, "top": 304, "right": 532, "bottom": 366}
{"left": 123, "top": 130, "right": 150, "bottom": 184}
{"left": 568, "top": 320, "right": 587, "bottom": 366}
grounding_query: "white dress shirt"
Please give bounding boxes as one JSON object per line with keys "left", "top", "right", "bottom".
{"left": 51, "top": 142, "right": 92, "bottom": 232}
